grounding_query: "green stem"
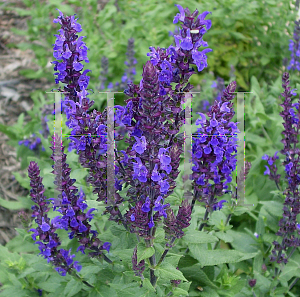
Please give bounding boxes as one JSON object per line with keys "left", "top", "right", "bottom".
{"left": 103, "top": 254, "right": 113, "bottom": 264}
{"left": 157, "top": 237, "right": 176, "bottom": 267}
{"left": 146, "top": 224, "right": 157, "bottom": 287}
{"left": 73, "top": 272, "right": 94, "bottom": 288}
{"left": 288, "top": 277, "right": 299, "bottom": 292}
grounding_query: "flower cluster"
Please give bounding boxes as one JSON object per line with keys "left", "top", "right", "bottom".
{"left": 132, "top": 246, "right": 145, "bottom": 278}
{"left": 287, "top": 19, "right": 300, "bottom": 71}
{"left": 201, "top": 69, "right": 235, "bottom": 113}
{"left": 19, "top": 134, "right": 44, "bottom": 151}
{"left": 262, "top": 152, "right": 281, "bottom": 187}
{"left": 46, "top": 5, "right": 214, "bottom": 280}
{"left": 164, "top": 200, "right": 192, "bottom": 247}
{"left": 51, "top": 9, "right": 113, "bottom": 210}
{"left": 269, "top": 72, "right": 300, "bottom": 265}
{"left": 18, "top": 103, "right": 53, "bottom": 153}
{"left": 28, "top": 161, "right": 82, "bottom": 276}
{"left": 118, "top": 5, "right": 212, "bottom": 243}
{"left": 49, "top": 134, "right": 111, "bottom": 258}
{"left": 191, "top": 81, "right": 239, "bottom": 214}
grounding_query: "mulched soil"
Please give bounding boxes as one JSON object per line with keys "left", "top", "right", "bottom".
{"left": 0, "top": 0, "right": 53, "bottom": 248}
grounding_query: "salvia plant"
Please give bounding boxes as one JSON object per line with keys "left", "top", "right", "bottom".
{"left": 2, "top": 3, "right": 300, "bottom": 297}
{"left": 287, "top": 18, "right": 300, "bottom": 71}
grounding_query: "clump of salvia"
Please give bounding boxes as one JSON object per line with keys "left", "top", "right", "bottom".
{"left": 266, "top": 73, "right": 300, "bottom": 267}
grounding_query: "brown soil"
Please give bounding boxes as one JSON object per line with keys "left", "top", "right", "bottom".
{"left": 0, "top": 0, "right": 53, "bottom": 248}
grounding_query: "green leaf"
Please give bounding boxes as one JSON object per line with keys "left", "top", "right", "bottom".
{"left": 0, "top": 196, "right": 32, "bottom": 210}
{"left": 110, "top": 282, "right": 149, "bottom": 297}
{"left": 12, "top": 172, "right": 30, "bottom": 190}
{"left": 214, "top": 231, "right": 234, "bottom": 243}
{"left": 14, "top": 228, "right": 32, "bottom": 242}
{"left": 47, "top": 284, "right": 67, "bottom": 297}
{"left": 19, "top": 69, "right": 44, "bottom": 79}
{"left": 180, "top": 264, "right": 219, "bottom": 289}
{"left": 196, "top": 286, "right": 220, "bottom": 297}
{"left": 229, "top": 31, "right": 251, "bottom": 41}
{"left": 253, "top": 251, "right": 263, "bottom": 274}
{"left": 259, "top": 201, "right": 283, "bottom": 217}
{"left": 142, "top": 278, "right": 155, "bottom": 293}
{"left": 279, "top": 258, "right": 300, "bottom": 283}
{"left": 38, "top": 276, "right": 63, "bottom": 293}
{"left": 163, "top": 253, "right": 183, "bottom": 267}
{"left": 233, "top": 206, "right": 249, "bottom": 216}
{"left": 0, "top": 123, "right": 18, "bottom": 140}
{"left": 12, "top": 7, "right": 32, "bottom": 16}
{"left": 0, "top": 286, "right": 31, "bottom": 297}
{"left": 64, "top": 278, "right": 83, "bottom": 297}
{"left": 222, "top": 230, "right": 258, "bottom": 253}
{"left": 79, "top": 265, "right": 101, "bottom": 276}
{"left": 71, "top": 168, "right": 88, "bottom": 181}
{"left": 216, "top": 279, "right": 246, "bottom": 296}
{"left": 156, "top": 263, "right": 187, "bottom": 281}
{"left": 189, "top": 246, "right": 257, "bottom": 267}
{"left": 88, "top": 285, "right": 116, "bottom": 297}
{"left": 154, "top": 227, "right": 165, "bottom": 243}
{"left": 256, "top": 112, "right": 271, "bottom": 121}
{"left": 16, "top": 113, "right": 24, "bottom": 127}
{"left": 260, "top": 56, "right": 270, "bottom": 66}
{"left": 183, "top": 230, "right": 218, "bottom": 244}
{"left": 137, "top": 242, "right": 155, "bottom": 263}
{"left": 172, "top": 287, "right": 189, "bottom": 296}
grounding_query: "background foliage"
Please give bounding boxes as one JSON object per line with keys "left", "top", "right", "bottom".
{"left": 0, "top": 0, "right": 300, "bottom": 296}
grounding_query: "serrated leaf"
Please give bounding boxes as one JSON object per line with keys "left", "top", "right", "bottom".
{"left": 64, "top": 278, "right": 83, "bottom": 297}
{"left": 189, "top": 246, "right": 257, "bottom": 267}
{"left": 0, "top": 196, "right": 32, "bottom": 210}
{"left": 172, "top": 287, "right": 189, "bottom": 296}
{"left": 14, "top": 228, "right": 32, "bottom": 241}
{"left": 88, "top": 285, "right": 115, "bottom": 297}
{"left": 214, "top": 231, "right": 234, "bottom": 243}
{"left": 0, "top": 286, "right": 30, "bottom": 297}
{"left": 279, "top": 259, "right": 300, "bottom": 283}
{"left": 233, "top": 206, "right": 249, "bottom": 216}
{"left": 253, "top": 251, "right": 263, "bottom": 274}
{"left": 164, "top": 253, "right": 183, "bottom": 267}
{"left": 184, "top": 230, "right": 218, "bottom": 244}
{"left": 180, "top": 264, "right": 219, "bottom": 289}
{"left": 156, "top": 263, "right": 187, "bottom": 281}
{"left": 111, "top": 282, "right": 148, "bottom": 297}
{"left": 38, "top": 280, "right": 61, "bottom": 293}
{"left": 16, "top": 113, "right": 24, "bottom": 127}
{"left": 142, "top": 278, "right": 155, "bottom": 292}
{"left": 197, "top": 286, "right": 220, "bottom": 297}
{"left": 12, "top": 172, "right": 30, "bottom": 190}
{"left": 154, "top": 227, "right": 165, "bottom": 243}
{"left": 79, "top": 265, "right": 101, "bottom": 276}
{"left": 259, "top": 201, "right": 283, "bottom": 217}
{"left": 137, "top": 242, "right": 155, "bottom": 263}
{"left": 0, "top": 123, "right": 18, "bottom": 139}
